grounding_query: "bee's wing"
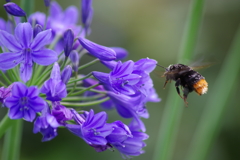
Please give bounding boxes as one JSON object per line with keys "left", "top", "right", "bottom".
{"left": 189, "top": 62, "right": 214, "bottom": 71}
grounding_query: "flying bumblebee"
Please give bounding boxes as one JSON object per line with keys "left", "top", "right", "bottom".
{"left": 157, "top": 64, "right": 208, "bottom": 106}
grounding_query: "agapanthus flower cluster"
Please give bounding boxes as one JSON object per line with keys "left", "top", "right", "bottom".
{"left": 0, "top": 0, "right": 160, "bottom": 158}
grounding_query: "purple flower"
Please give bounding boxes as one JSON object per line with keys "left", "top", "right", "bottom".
{"left": 48, "top": 1, "right": 81, "bottom": 35}
{"left": 106, "top": 121, "right": 132, "bottom": 145}
{"left": 78, "top": 37, "right": 116, "bottom": 61}
{"left": 0, "top": 22, "right": 58, "bottom": 82}
{"left": 81, "top": 0, "right": 93, "bottom": 34}
{"left": 0, "top": 84, "right": 13, "bottom": 104}
{"left": 63, "top": 29, "right": 74, "bottom": 57}
{"left": 4, "top": 2, "right": 26, "bottom": 17}
{"left": 107, "top": 91, "right": 146, "bottom": 132}
{"left": 51, "top": 101, "right": 72, "bottom": 125}
{"left": 33, "top": 104, "right": 60, "bottom": 141}
{"left": 93, "top": 58, "right": 158, "bottom": 96}
{"left": 41, "top": 62, "right": 67, "bottom": 101}
{"left": 28, "top": 12, "right": 46, "bottom": 27}
{"left": 66, "top": 109, "right": 113, "bottom": 147}
{"left": 4, "top": 82, "right": 46, "bottom": 122}
{"left": 113, "top": 130, "right": 149, "bottom": 158}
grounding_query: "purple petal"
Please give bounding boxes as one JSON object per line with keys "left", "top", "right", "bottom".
{"left": 23, "top": 108, "right": 36, "bottom": 122}
{"left": 110, "top": 47, "right": 128, "bottom": 60}
{"left": 27, "top": 86, "right": 39, "bottom": 98}
{"left": 11, "top": 82, "right": 27, "bottom": 97}
{"left": 61, "top": 65, "right": 72, "bottom": 84}
{"left": 0, "top": 30, "right": 22, "bottom": 52}
{"left": 85, "top": 111, "right": 107, "bottom": 128}
{"left": 64, "top": 6, "right": 79, "bottom": 24}
{"left": 49, "top": 1, "right": 62, "bottom": 20}
{"left": 78, "top": 37, "right": 116, "bottom": 61}
{"left": 15, "top": 23, "right": 33, "bottom": 48}
{"left": 28, "top": 12, "right": 46, "bottom": 27}
{"left": 19, "top": 60, "right": 33, "bottom": 82}
{"left": 4, "top": 97, "right": 19, "bottom": 108}
{"left": 44, "top": 0, "right": 51, "bottom": 7}
{"left": 32, "top": 49, "right": 57, "bottom": 65}
{"left": 50, "top": 62, "right": 61, "bottom": 80}
{"left": 28, "top": 97, "right": 45, "bottom": 112}
{"left": 86, "top": 136, "right": 108, "bottom": 145}
{"left": 100, "top": 61, "right": 117, "bottom": 70}
{"left": 92, "top": 71, "right": 110, "bottom": 84}
{"left": 31, "top": 29, "right": 53, "bottom": 51}
{"left": 9, "top": 104, "right": 23, "bottom": 119}
{"left": 111, "top": 60, "right": 134, "bottom": 77}
{"left": 81, "top": 0, "right": 93, "bottom": 28}
{"left": 0, "top": 52, "right": 22, "bottom": 70}
{"left": 134, "top": 58, "right": 157, "bottom": 73}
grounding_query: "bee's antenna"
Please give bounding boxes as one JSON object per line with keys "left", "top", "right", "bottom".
{"left": 156, "top": 64, "right": 167, "bottom": 70}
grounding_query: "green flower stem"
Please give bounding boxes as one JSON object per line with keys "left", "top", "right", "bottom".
{"left": 0, "top": 70, "right": 12, "bottom": 85}
{"left": 0, "top": 115, "right": 13, "bottom": 139}
{"left": 68, "top": 72, "right": 93, "bottom": 84}
{"left": 67, "top": 87, "right": 107, "bottom": 94}
{"left": 20, "top": 0, "right": 35, "bottom": 18}
{"left": 153, "top": 0, "right": 205, "bottom": 160}
{"left": 60, "top": 57, "right": 68, "bottom": 70}
{"left": 68, "top": 72, "right": 79, "bottom": 95}
{"left": 185, "top": 25, "right": 240, "bottom": 160}
{"left": 68, "top": 83, "right": 100, "bottom": 96}
{"left": 78, "top": 59, "right": 100, "bottom": 71}
{"left": 62, "top": 94, "right": 106, "bottom": 102}
{"left": 1, "top": 120, "right": 23, "bottom": 160}
{"left": 61, "top": 97, "right": 110, "bottom": 107}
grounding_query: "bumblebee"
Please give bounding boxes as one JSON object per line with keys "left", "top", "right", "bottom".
{"left": 158, "top": 64, "right": 208, "bottom": 106}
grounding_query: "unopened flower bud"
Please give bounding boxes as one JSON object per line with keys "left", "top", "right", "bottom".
{"left": 4, "top": 2, "right": 26, "bottom": 17}
{"left": 44, "top": 0, "right": 51, "bottom": 7}
{"left": 61, "top": 65, "right": 72, "bottom": 84}
{"left": 69, "top": 50, "right": 79, "bottom": 72}
{"left": 33, "top": 24, "right": 43, "bottom": 38}
{"left": 78, "top": 37, "right": 116, "bottom": 61}
{"left": 64, "top": 29, "right": 74, "bottom": 57}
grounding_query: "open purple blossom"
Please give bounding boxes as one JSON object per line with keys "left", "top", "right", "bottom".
{"left": 0, "top": 22, "right": 58, "bottom": 82}
{"left": 4, "top": 82, "right": 46, "bottom": 122}
{"left": 4, "top": 2, "right": 26, "bottom": 17}
{"left": 66, "top": 109, "right": 113, "bottom": 149}
{"left": 107, "top": 91, "right": 147, "bottom": 132}
{"left": 41, "top": 62, "right": 67, "bottom": 101}
{"left": 48, "top": 1, "right": 81, "bottom": 35}
{"left": 33, "top": 104, "right": 60, "bottom": 142}
{"left": 106, "top": 121, "right": 132, "bottom": 145}
{"left": 51, "top": 101, "right": 73, "bottom": 125}
{"left": 0, "top": 84, "right": 14, "bottom": 104}
{"left": 113, "top": 130, "right": 149, "bottom": 158}
{"left": 78, "top": 37, "right": 116, "bottom": 61}
{"left": 93, "top": 58, "right": 158, "bottom": 97}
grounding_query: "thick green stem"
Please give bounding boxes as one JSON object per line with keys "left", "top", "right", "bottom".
{"left": 1, "top": 120, "right": 23, "bottom": 160}
{"left": 0, "top": 70, "right": 12, "bottom": 85}
{"left": 61, "top": 97, "right": 110, "bottom": 107}
{"left": 0, "top": 115, "right": 13, "bottom": 138}
{"left": 62, "top": 94, "right": 106, "bottom": 102}
{"left": 153, "top": 0, "right": 205, "bottom": 160}
{"left": 185, "top": 25, "right": 240, "bottom": 160}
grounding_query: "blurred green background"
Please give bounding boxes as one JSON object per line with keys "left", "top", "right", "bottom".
{"left": 0, "top": 0, "right": 240, "bottom": 160}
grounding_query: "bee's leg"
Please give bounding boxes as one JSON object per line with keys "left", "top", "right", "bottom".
{"left": 175, "top": 78, "right": 183, "bottom": 99}
{"left": 183, "top": 89, "right": 189, "bottom": 107}
{"left": 163, "top": 78, "right": 169, "bottom": 89}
